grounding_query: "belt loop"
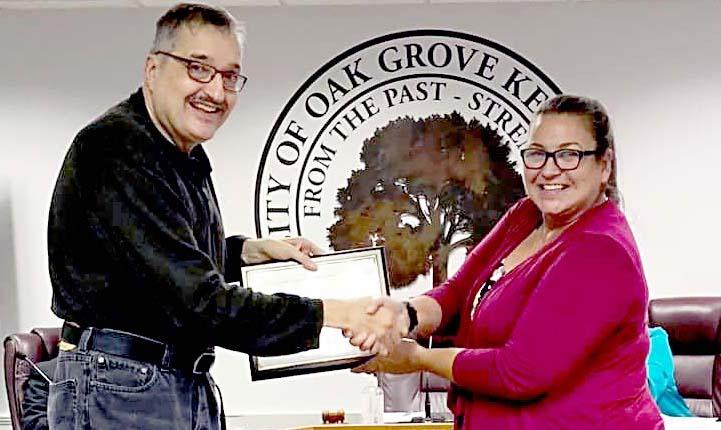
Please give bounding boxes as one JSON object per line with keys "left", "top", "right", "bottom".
{"left": 78, "top": 327, "right": 94, "bottom": 351}
{"left": 192, "top": 352, "right": 216, "bottom": 374}
{"left": 161, "top": 344, "right": 172, "bottom": 369}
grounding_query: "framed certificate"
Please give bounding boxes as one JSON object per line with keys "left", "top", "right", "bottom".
{"left": 241, "top": 246, "right": 390, "bottom": 380}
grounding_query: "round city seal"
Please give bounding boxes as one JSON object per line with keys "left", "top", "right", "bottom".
{"left": 255, "top": 30, "right": 561, "bottom": 285}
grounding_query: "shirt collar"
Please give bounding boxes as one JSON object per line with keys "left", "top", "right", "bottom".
{"left": 128, "top": 88, "right": 213, "bottom": 176}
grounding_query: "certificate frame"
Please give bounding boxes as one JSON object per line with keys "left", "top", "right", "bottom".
{"left": 241, "top": 246, "right": 390, "bottom": 381}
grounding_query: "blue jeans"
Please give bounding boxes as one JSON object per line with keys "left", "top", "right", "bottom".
{"left": 48, "top": 328, "right": 222, "bottom": 430}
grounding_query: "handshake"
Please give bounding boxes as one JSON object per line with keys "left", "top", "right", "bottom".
{"left": 324, "top": 297, "right": 412, "bottom": 356}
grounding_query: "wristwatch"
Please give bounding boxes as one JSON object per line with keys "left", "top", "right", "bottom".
{"left": 403, "top": 301, "right": 418, "bottom": 334}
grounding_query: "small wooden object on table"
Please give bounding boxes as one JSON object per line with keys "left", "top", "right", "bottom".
{"left": 321, "top": 410, "right": 345, "bottom": 424}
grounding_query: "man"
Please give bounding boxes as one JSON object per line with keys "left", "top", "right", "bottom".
{"left": 47, "top": 3, "right": 408, "bottom": 429}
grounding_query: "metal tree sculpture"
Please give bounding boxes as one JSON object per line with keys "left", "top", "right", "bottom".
{"left": 328, "top": 112, "right": 524, "bottom": 288}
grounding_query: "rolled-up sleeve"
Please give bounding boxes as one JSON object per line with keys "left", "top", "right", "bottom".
{"left": 224, "top": 234, "right": 248, "bottom": 283}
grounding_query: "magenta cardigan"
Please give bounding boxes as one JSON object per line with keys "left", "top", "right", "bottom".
{"left": 425, "top": 198, "right": 664, "bottom": 429}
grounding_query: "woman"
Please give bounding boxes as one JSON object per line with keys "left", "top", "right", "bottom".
{"left": 354, "top": 95, "right": 664, "bottom": 429}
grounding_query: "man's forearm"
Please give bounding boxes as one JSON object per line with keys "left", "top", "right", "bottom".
{"left": 321, "top": 299, "right": 349, "bottom": 328}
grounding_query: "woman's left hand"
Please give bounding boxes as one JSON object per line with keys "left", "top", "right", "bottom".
{"left": 352, "top": 339, "right": 424, "bottom": 374}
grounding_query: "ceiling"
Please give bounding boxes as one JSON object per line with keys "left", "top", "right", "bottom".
{"left": 0, "top": 0, "right": 589, "bottom": 9}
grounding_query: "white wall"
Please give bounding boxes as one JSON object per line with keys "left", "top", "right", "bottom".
{"left": 0, "top": 0, "right": 719, "bottom": 420}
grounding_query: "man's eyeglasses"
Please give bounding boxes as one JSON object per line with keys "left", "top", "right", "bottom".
{"left": 154, "top": 51, "right": 247, "bottom": 93}
{"left": 520, "top": 148, "right": 603, "bottom": 171}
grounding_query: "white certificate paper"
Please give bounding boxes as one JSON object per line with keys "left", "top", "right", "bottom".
{"left": 240, "top": 246, "right": 390, "bottom": 380}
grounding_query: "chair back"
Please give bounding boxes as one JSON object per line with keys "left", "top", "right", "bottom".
{"left": 3, "top": 327, "right": 61, "bottom": 429}
{"left": 649, "top": 297, "right": 721, "bottom": 417}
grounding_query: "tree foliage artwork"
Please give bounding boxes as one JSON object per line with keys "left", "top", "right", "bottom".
{"left": 328, "top": 112, "right": 525, "bottom": 288}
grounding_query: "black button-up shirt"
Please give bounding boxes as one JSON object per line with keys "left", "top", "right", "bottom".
{"left": 48, "top": 89, "right": 322, "bottom": 355}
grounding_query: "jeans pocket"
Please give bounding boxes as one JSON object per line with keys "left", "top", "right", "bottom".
{"left": 90, "top": 353, "right": 158, "bottom": 393}
{"left": 47, "top": 379, "right": 77, "bottom": 430}
{"left": 88, "top": 363, "right": 174, "bottom": 429}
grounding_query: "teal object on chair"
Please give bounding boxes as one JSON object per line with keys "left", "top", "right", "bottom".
{"left": 647, "top": 327, "right": 694, "bottom": 417}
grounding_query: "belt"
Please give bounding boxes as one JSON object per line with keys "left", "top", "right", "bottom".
{"left": 61, "top": 322, "right": 215, "bottom": 374}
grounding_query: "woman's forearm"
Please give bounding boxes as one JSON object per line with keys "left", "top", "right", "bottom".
{"left": 417, "top": 346, "right": 464, "bottom": 382}
{"left": 410, "top": 295, "right": 443, "bottom": 338}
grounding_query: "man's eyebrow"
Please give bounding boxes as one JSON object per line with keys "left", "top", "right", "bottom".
{"left": 188, "top": 53, "right": 240, "bottom": 71}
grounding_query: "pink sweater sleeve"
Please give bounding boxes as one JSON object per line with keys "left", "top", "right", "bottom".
{"left": 451, "top": 234, "right": 645, "bottom": 400}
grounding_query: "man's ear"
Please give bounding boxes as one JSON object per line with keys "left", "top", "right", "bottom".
{"left": 144, "top": 55, "right": 158, "bottom": 88}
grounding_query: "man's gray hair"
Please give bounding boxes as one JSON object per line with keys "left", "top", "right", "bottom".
{"left": 151, "top": 2, "right": 246, "bottom": 53}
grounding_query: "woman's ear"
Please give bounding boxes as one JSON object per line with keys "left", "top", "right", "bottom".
{"left": 601, "top": 148, "right": 613, "bottom": 184}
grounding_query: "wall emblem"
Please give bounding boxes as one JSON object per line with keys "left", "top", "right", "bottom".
{"left": 255, "top": 29, "right": 561, "bottom": 287}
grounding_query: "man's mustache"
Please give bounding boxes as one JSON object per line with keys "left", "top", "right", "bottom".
{"left": 188, "top": 95, "right": 225, "bottom": 112}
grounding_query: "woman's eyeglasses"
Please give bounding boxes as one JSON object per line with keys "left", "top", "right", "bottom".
{"left": 520, "top": 148, "right": 603, "bottom": 171}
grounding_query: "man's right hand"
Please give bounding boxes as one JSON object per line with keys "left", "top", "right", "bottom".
{"left": 343, "top": 297, "right": 411, "bottom": 353}
{"left": 323, "top": 297, "right": 408, "bottom": 356}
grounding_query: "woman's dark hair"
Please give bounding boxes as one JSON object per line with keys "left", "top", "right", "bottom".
{"left": 534, "top": 94, "right": 621, "bottom": 205}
